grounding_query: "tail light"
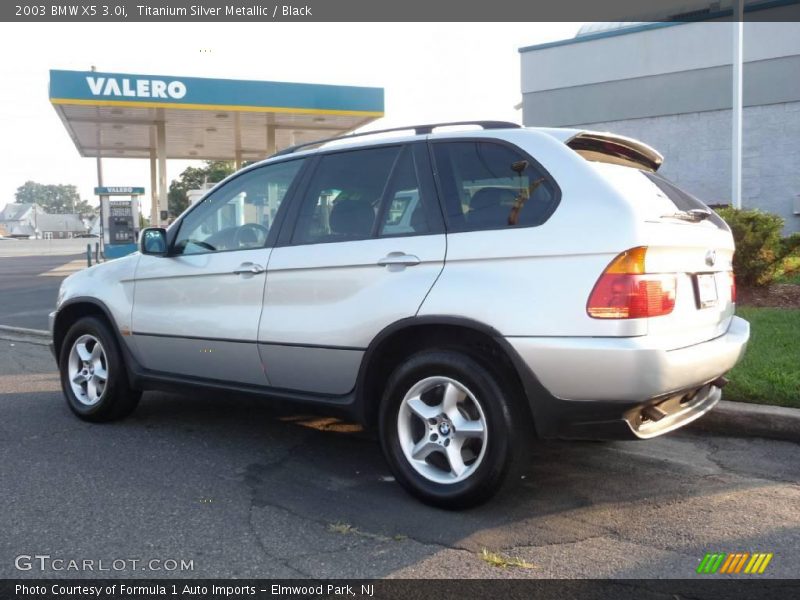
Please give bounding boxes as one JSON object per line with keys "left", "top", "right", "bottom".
{"left": 728, "top": 271, "right": 736, "bottom": 303}
{"left": 587, "top": 247, "right": 676, "bottom": 319}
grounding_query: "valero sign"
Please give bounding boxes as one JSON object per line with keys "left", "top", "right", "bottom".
{"left": 49, "top": 69, "right": 385, "bottom": 117}
{"left": 86, "top": 76, "right": 187, "bottom": 100}
{"left": 95, "top": 187, "right": 145, "bottom": 195}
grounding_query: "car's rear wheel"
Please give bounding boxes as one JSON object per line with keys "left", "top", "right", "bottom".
{"left": 379, "top": 349, "right": 517, "bottom": 508}
{"left": 59, "top": 316, "right": 140, "bottom": 422}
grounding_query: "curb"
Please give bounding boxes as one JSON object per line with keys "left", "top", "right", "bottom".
{"left": 0, "top": 325, "right": 50, "bottom": 347}
{"left": 0, "top": 325, "right": 49, "bottom": 338}
{"left": 688, "top": 400, "right": 800, "bottom": 443}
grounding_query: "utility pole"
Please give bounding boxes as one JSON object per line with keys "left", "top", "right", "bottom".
{"left": 732, "top": 0, "right": 744, "bottom": 209}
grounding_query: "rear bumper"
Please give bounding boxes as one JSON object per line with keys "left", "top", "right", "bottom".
{"left": 533, "top": 380, "right": 723, "bottom": 440}
{"left": 505, "top": 316, "right": 749, "bottom": 440}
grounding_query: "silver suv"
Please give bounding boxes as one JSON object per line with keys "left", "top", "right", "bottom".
{"left": 51, "top": 122, "right": 750, "bottom": 508}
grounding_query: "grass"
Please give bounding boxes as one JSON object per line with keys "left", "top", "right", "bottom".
{"left": 327, "top": 522, "right": 407, "bottom": 543}
{"left": 725, "top": 307, "right": 800, "bottom": 408}
{"left": 479, "top": 548, "right": 535, "bottom": 570}
{"left": 328, "top": 522, "right": 358, "bottom": 535}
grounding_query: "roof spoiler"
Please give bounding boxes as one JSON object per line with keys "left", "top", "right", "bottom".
{"left": 565, "top": 131, "right": 663, "bottom": 172}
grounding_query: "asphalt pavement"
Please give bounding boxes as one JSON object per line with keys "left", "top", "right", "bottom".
{"left": 1, "top": 338, "right": 798, "bottom": 579}
{"left": 0, "top": 252, "right": 85, "bottom": 330}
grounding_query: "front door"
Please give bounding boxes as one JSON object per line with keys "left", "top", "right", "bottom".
{"left": 259, "top": 143, "right": 446, "bottom": 394}
{"left": 131, "top": 159, "right": 306, "bottom": 385}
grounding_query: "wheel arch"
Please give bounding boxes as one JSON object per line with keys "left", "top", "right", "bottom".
{"left": 355, "top": 316, "right": 544, "bottom": 432}
{"left": 53, "top": 298, "right": 124, "bottom": 368}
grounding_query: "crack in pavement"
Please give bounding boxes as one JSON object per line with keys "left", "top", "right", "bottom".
{"left": 245, "top": 500, "right": 312, "bottom": 577}
{"left": 702, "top": 436, "right": 800, "bottom": 486}
{"left": 244, "top": 473, "right": 462, "bottom": 557}
{"left": 240, "top": 437, "right": 482, "bottom": 562}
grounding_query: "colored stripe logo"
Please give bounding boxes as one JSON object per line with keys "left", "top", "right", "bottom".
{"left": 697, "top": 552, "right": 773, "bottom": 574}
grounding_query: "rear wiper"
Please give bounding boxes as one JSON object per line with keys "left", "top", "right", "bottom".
{"left": 661, "top": 208, "right": 711, "bottom": 222}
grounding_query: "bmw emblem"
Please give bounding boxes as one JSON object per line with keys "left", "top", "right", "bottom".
{"left": 705, "top": 249, "right": 716, "bottom": 267}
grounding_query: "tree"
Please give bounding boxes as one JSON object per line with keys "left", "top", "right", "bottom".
{"left": 168, "top": 161, "right": 236, "bottom": 217}
{"left": 15, "top": 181, "right": 96, "bottom": 216}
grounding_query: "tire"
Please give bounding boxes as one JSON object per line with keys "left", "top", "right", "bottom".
{"left": 59, "top": 316, "right": 141, "bottom": 422}
{"left": 379, "top": 349, "right": 518, "bottom": 509}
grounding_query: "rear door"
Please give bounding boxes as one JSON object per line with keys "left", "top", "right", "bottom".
{"left": 259, "top": 142, "right": 446, "bottom": 394}
{"left": 131, "top": 159, "right": 305, "bottom": 384}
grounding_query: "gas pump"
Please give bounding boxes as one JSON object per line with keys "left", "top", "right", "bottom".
{"left": 95, "top": 186, "right": 143, "bottom": 259}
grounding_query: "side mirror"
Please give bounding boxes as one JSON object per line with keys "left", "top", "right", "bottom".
{"left": 140, "top": 228, "right": 168, "bottom": 256}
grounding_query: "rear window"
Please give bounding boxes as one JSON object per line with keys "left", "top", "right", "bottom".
{"left": 591, "top": 163, "right": 728, "bottom": 230}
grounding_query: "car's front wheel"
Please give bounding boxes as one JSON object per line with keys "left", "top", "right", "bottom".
{"left": 379, "top": 349, "right": 518, "bottom": 508}
{"left": 59, "top": 316, "right": 141, "bottom": 422}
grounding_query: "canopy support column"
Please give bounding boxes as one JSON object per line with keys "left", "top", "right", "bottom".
{"left": 149, "top": 149, "right": 158, "bottom": 229}
{"left": 234, "top": 113, "right": 242, "bottom": 170}
{"left": 156, "top": 117, "right": 167, "bottom": 226}
{"left": 266, "top": 124, "right": 276, "bottom": 157}
{"left": 96, "top": 156, "right": 103, "bottom": 187}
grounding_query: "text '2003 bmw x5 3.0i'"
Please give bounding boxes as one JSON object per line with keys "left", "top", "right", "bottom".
{"left": 50, "top": 121, "right": 750, "bottom": 508}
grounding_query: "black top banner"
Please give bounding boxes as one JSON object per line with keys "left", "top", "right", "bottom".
{"left": 4, "top": 0, "right": 800, "bottom": 22}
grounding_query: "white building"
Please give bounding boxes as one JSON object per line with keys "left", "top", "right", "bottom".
{"left": 0, "top": 203, "right": 88, "bottom": 238}
{"left": 520, "top": 9, "right": 800, "bottom": 232}
{"left": 0, "top": 203, "right": 41, "bottom": 237}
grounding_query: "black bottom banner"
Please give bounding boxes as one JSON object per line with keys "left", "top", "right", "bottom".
{"left": 2, "top": 579, "right": 799, "bottom": 600}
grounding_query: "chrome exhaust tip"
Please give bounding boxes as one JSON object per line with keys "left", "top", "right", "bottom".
{"left": 711, "top": 376, "right": 729, "bottom": 389}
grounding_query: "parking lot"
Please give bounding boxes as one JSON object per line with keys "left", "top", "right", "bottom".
{"left": 0, "top": 303, "right": 798, "bottom": 579}
{"left": 0, "top": 239, "right": 89, "bottom": 330}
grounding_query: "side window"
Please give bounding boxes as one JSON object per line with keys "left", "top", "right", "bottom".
{"left": 291, "top": 146, "right": 400, "bottom": 245}
{"left": 379, "top": 149, "right": 429, "bottom": 236}
{"left": 432, "top": 141, "right": 558, "bottom": 232}
{"left": 173, "top": 159, "right": 304, "bottom": 255}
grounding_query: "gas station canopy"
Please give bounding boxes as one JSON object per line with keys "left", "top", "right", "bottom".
{"left": 49, "top": 69, "right": 384, "bottom": 227}
{"left": 49, "top": 69, "right": 385, "bottom": 161}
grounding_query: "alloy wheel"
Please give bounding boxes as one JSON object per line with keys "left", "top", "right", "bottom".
{"left": 396, "top": 376, "right": 488, "bottom": 484}
{"left": 67, "top": 334, "right": 109, "bottom": 406}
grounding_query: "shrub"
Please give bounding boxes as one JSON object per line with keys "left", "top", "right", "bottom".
{"left": 715, "top": 208, "right": 800, "bottom": 287}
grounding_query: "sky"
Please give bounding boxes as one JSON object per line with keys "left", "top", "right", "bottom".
{"left": 0, "top": 22, "right": 579, "bottom": 219}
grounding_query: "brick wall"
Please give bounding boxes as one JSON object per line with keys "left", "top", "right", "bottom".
{"left": 570, "top": 102, "right": 800, "bottom": 233}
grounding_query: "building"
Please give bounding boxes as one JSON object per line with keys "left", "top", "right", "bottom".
{"left": 0, "top": 203, "right": 41, "bottom": 237}
{"left": 519, "top": 9, "right": 800, "bottom": 233}
{"left": 0, "top": 202, "right": 88, "bottom": 238}
{"left": 35, "top": 213, "right": 87, "bottom": 239}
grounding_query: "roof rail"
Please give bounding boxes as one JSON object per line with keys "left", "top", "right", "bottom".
{"left": 272, "top": 120, "right": 521, "bottom": 157}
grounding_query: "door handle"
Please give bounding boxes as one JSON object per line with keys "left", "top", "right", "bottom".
{"left": 233, "top": 262, "right": 266, "bottom": 275}
{"left": 377, "top": 252, "right": 421, "bottom": 267}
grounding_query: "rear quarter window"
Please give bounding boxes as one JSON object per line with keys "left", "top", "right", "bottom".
{"left": 432, "top": 141, "right": 560, "bottom": 232}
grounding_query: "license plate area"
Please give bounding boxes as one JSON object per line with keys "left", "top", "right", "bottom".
{"left": 694, "top": 273, "right": 718, "bottom": 309}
